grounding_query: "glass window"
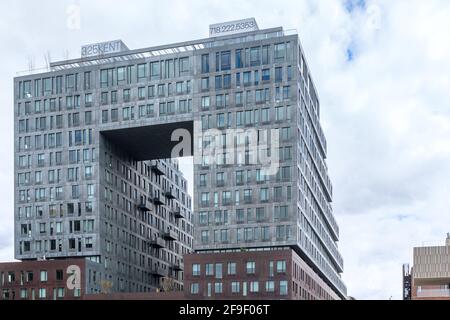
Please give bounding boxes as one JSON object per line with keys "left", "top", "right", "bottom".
{"left": 192, "top": 264, "right": 201, "bottom": 276}
{"left": 137, "top": 63, "right": 147, "bottom": 81}
{"left": 250, "top": 47, "right": 261, "bottom": 66}
{"left": 274, "top": 43, "right": 286, "bottom": 61}
{"left": 201, "top": 54, "right": 209, "bottom": 73}
{"left": 250, "top": 281, "right": 259, "bottom": 293}
{"left": 190, "top": 283, "right": 199, "bottom": 294}
{"left": 179, "top": 57, "right": 190, "bottom": 74}
{"left": 246, "top": 261, "right": 255, "bottom": 274}
{"left": 39, "top": 288, "right": 46, "bottom": 299}
{"left": 40, "top": 270, "right": 48, "bottom": 282}
{"left": 280, "top": 280, "right": 288, "bottom": 295}
{"left": 231, "top": 282, "right": 240, "bottom": 293}
{"left": 214, "top": 282, "right": 223, "bottom": 294}
{"left": 221, "top": 51, "right": 231, "bottom": 71}
{"left": 277, "top": 260, "right": 286, "bottom": 273}
{"left": 205, "top": 263, "right": 214, "bottom": 276}
{"left": 235, "top": 49, "right": 243, "bottom": 68}
{"left": 201, "top": 77, "right": 209, "bottom": 90}
{"left": 266, "top": 280, "right": 275, "bottom": 292}
{"left": 150, "top": 62, "right": 160, "bottom": 80}
{"left": 275, "top": 67, "right": 283, "bottom": 83}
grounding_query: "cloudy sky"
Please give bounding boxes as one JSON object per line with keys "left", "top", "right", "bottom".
{"left": 1, "top": 0, "right": 450, "bottom": 300}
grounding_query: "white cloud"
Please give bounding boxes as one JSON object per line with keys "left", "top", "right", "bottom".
{"left": 1, "top": 0, "right": 450, "bottom": 300}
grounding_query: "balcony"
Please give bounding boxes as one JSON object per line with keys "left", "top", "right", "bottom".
{"left": 162, "top": 229, "right": 177, "bottom": 241}
{"left": 150, "top": 265, "right": 168, "bottom": 278}
{"left": 152, "top": 195, "right": 164, "bottom": 206}
{"left": 150, "top": 161, "right": 165, "bottom": 176}
{"left": 164, "top": 189, "right": 176, "bottom": 200}
{"left": 170, "top": 262, "right": 183, "bottom": 272}
{"left": 173, "top": 208, "right": 185, "bottom": 219}
{"left": 137, "top": 199, "right": 151, "bottom": 212}
{"left": 149, "top": 237, "right": 165, "bottom": 248}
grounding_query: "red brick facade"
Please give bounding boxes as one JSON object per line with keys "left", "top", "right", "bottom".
{"left": 184, "top": 248, "right": 342, "bottom": 300}
{"left": 0, "top": 258, "right": 99, "bottom": 300}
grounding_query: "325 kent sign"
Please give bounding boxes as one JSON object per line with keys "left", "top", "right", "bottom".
{"left": 81, "top": 40, "right": 128, "bottom": 58}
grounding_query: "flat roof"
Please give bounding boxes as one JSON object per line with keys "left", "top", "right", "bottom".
{"left": 17, "top": 26, "right": 297, "bottom": 77}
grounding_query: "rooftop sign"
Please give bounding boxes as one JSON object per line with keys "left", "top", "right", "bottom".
{"left": 209, "top": 18, "right": 259, "bottom": 37}
{"left": 81, "top": 40, "right": 129, "bottom": 58}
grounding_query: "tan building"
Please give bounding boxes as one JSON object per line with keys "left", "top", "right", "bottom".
{"left": 410, "top": 234, "right": 450, "bottom": 300}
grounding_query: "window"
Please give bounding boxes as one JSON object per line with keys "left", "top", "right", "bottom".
{"left": 20, "top": 288, "right": 28, "bottom": 299}
{"left": 235, "top": 92, "right": 243, "bottom": 105}
{"left": 201, "top": 230, "right": 209, "bottom": 243}
{"left": 190, "top": 283, "right": 199, "bottom": 294}
{"left": 40, "top": 270, "right": 48, "bottom": 282}
{"left": 123, "top": 89, "right": 131, "bottom": 102}
{"left": 246, "top": 262, "right": 255, "bottom": 274}
{"left": 231, "top": 282, "right": 240, "bottom": 293}
{"left": 214, "top": 282, "right": 223, "bottom": 294}
{"left": 266, "top": 281, "right": 275, "bottom": 292}
{"left": 56, "top": 270, "right": 64, "bottom": 281}
{"left": 275, "top": 67, "right": 283, "bottom": 83}
{"left": 39, "top": 288, "right": 46, "bottom": 299}
{"left": 201, "top": 96, "right": 210, "bottom": 110}
{"left": 260, "top": 188, "right": 269, "bottom": 202}
{"left": 111, "top": 109, "right": 118, "bottom": 122}
{"left": 137, "top": 63, "right": 147, "bottom": 80}
{"left": 277, "top": 260, "right": 286, "bottom": 273}
{"left": 150, "top": 62, "right": 160, "bottom": 80}
{"left": 243, "top": 71, "right": 251, "bottom": 86}
{"left": 192, "top": 264, "right": 201, "bottom": 276}
{"left": 215, "top": 76, "right": 222, "bottom": 90}
{"left": 205, "top": 263, "right": 214, "bottom": 276}
{"left": 280, "top": 281, "right": 288, "bottom": 295}
{"left": 179, "top": 57, "right": 190, "bottom": 74}
{"left": 201, "top": 77, "right": 209, "bottom": 91}
{"left": 201, "top": 54, "right": 209, "bottom": 73}
{"left": 215, "top": 264, "right": 223, "bottom": 279}
{"left": 223, "top": 74, "right": 231, "bottom": 89}
{"left": 250, "top": 47, "right": 261, "bottom": 66}
{"left": 235, "top": 49, "right": 243, "bottom": 68}
{"left": 117, "top": 67, "right": 126, "bottom": 82}
{"left": 283, "top": 86, "right": 290, "bottom": 100}
{"left": 57, "top": 288, "right": 65, "bottom": 299}
{"left": 250, "top": 281, "right": 259, "bottom": 293}
{"left": 262, "top": 45, "right": 270, "bottom": 64}
{"left": 220, "top": 51, "right": 231, "bottom": 71}
{"left": 274, "top": 43, "right": 285, "bottom": 61}
{"left": 262, "top": 69, "right": 270, "bottom": 81}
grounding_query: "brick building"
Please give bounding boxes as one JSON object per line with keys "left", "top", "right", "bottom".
{"left": 0, "top": 258, "right": 102, "bottom": 300}
{"left": 184, "top": 248, "right": 341, "bottom": 300}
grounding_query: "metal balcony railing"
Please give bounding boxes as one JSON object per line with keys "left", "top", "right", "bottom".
{"left": 149, "top": 237, "right": 165, "bottom": 248}
{"left": 162, "top": 229, "right": 177, "bottom": 241}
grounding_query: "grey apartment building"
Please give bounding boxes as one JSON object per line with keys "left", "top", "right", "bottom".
{"left": 13, "top": 18, "right": 346, "bottom": 299}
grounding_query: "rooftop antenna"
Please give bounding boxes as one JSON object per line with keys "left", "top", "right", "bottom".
{"left": 44, "top": 51, "right": 52, "bottom": 70}
{"left": 27, "top": 55, "right": 35, "bottom": 72}
{"left": 63, "top": 49, "right": 70, "bottom": 61}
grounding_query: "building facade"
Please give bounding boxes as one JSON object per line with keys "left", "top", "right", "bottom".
{"left": 14, "top": 18, "right": 346, "bottom": 298}
{"left": 0, "top": 258, "right": 102, "bottom": 300}
{"left": 184, "top": 248, "right": 340, "bottom": 300}
{"left": 409, "top": 235, "right": 450, "bottom": 300}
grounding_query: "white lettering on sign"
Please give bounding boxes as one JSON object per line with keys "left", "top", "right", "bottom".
{"left": 209, "top": 18, "right": 259, "bottom": 37}
{"left": 81, "top": 40, "right": 128, "bottom": 58}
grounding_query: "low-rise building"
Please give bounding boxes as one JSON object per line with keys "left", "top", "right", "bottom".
{"left": 184, "top": 248, "right": 341, "bottom": 300}
{"left": 408, "top": 234, "right": 450, "bottom": 300}
{"left": 0, "top": 258, "right": 102, "bottom": 300}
